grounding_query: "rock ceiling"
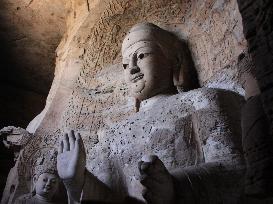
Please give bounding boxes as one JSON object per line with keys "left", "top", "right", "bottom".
{"left": 0, "top": 0, "right": 71, "bottom": 127}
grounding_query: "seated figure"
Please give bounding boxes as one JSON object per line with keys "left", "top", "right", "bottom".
{"left": 57, "top": 23, "right": 245, "bottom": 203}
{"left": 15, "top": 151, "right": 66, "bottom": 204}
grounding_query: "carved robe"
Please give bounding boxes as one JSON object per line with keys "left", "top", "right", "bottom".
{"left": 81, "top": 88, "right": 245, "bottom": 203}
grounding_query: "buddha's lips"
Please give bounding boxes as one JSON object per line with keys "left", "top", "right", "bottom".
{"left": 44, "top": 186, "right": 52, "bottom": 192}
{"left": 130, "top": 73, "right": 144, "bottom": 83}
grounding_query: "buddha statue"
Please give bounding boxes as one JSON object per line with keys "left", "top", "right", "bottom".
{"left": 14, "top": 150, "right": 67, "bottom": 204}
{"left": 57, "top": 23, "right": 245, "bottom": 203}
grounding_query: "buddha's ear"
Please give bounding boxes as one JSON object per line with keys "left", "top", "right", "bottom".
{"left": 32, "top": 175, "right": 38, "bottom": 192}
{"left": 33, "top": 175, "right": 38, "bottom": 183}
{"left": 173, "top": 56, "right": 183, "bottom": 87}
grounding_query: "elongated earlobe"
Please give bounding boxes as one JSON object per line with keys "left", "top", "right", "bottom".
{"left": 173, "top": 56, "right": 183, "bottom": 88}
{"left": 32, "top": 175, "right": 38, "bottom": 194}
{"left": 135, "top": 98, "right": 141, "bottom": 112}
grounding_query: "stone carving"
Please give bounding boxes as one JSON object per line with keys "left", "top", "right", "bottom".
{"left": 14, "top": 173, "right": 60, "bottom": 204}
{"left": 0, "top": 126, "right": 33, "bottom": 161}
{"left": 237, "top": 0, "right": 273, "bottom": 133}
{"left": 0, "top": 127, "right": 33, "bottom": 204}
{"left": 61, "top": 0, "right": 245, "bottom": 143}
{"left": 57, "top": 23, "right": 245, "bottom": 203}
{"left": 236, "top": 3, "right": 273, "bottom": 199}
{"left": 121, "top": 23, "right": 193, "bottom": 101}
{"left": 14, "top": 148, "right": 67, "bottom": 204}
{"left": 238, "top": 52, "right": 273, "bottom": 198}
{"left": 1, "top": 145, "right": 67, "bottom": 204}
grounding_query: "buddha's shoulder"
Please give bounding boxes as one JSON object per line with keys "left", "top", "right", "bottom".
{"left": 148, "top": 88, "right": 244, "bottom": 113}
{"left": 14, "top": 194, "right": 33, "bottom": 204}
{"left": 169, "top": 87, "right": 244, "bottom": 104}
{"left": 179, "top": 87, "right": 242, "bottom": 98}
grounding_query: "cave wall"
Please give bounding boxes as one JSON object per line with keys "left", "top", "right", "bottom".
{"left": 31, "top": 0, "right": 248, "bottom": 143}
{"left": 0, "top": 0, "right": 71, "bottom": 128}
{"left": 1, "top": 0, "right": 253, "bottom": 202}
{"left": 1, "top": 0, "right": 272, "bottom": 202}
{"left": 0, "top": 0, "right": 71, "bottom": 199}
{"left": 4, "top": 0, "right": 270, "bottom": 203}
{"left": 237, "top": 0, "right": 273, "bottom": 132}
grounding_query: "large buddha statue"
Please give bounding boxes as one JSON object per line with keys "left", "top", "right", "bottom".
{"left": 57, "top": 23, "right": 245, "bottom": 203}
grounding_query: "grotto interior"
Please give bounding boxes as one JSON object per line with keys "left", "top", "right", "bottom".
{"left": 0, "top": 0, "right": 273, "bottom": 203}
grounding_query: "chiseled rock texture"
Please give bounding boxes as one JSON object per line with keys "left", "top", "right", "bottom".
{"left": 83, "top": 88, "right": 245, "bottom": 202}
{"left": 237, "top": 0, "right": 273, "bottom": 199}
{"left": 31, "top": 0, "right": 248, "bottom": 140}
{"left": 237, "top": 0, "right": 273, "bottom": 133}
{"left": 1, "top": 0, "right": 260, "bottom": 203}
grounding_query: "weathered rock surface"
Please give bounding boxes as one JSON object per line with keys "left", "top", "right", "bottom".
{"left": 34, "top": 0, "right": 249, "bottom": 143}
{"left": 237, "top": 0, "right": 273, "bottom": 133}
{"left": 237, "top": 0, "right": 273, "bottom": 198}
{"left": 2, "top": 0, "right": 265, "bottom": 203}
{"left": 0, "top": 0, "right": 71, "bottom": 198}
{"left": 81, "top": 88, "right": 245, "bottom": 202}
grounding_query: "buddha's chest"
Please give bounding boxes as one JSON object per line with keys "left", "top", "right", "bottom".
{"left": 107, "top": 108, "right": 199, "bottom": 169}
{"left": 87, "top": 103, "right": 204, "bottom": 198}
{"left": 84, "top": 89, "right": 241, "bottom": 199}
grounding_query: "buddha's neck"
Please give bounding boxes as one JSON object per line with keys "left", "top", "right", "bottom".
{"left": 34, "top": 194, "right": 52, "bottom": 203}
{"left": 133, "top": 87, "right": 178, "bottom": 112}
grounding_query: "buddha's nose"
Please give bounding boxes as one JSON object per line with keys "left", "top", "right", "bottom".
{"left": 130, "top": 66, "right": 140, "bottom": 75}
{"left": 129, "top": 57, "right": 140, "bottom": 74}
{"left": 45, "top": 180, "right": 51, "bottom": 187}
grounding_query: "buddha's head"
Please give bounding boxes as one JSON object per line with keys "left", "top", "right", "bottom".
{"left": 122, "top": 23, "right": 199, "bottom": 101}
{"left": 30, "top": 148, "right": 60, "bottom": 202}
{"left": 33, "top": 172, "right": 60, "bottom": 201}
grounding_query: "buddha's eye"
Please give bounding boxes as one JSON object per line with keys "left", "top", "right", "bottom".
{"left": 43, "top": 178, "right": 47, "bottom": 182}
{"left": 138, "top": 53, "right": 149, "bottom": 60}
{"left": 123, "top": 64, "right": 128, "bottom": 69}
{"left": 138, "top": 53, "right": 144, "bottom": 59}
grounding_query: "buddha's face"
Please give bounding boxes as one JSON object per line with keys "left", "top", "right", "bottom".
{"left": 34, "top": 173, "right": 59, "bottom": 200}
{"left": 122, "top": 41, "right": 174, "bottom": 101}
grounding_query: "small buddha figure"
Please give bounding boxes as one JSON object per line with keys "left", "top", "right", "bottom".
{"left": 14, "top": 151, "right": 67, "bottom": 204}
{"left": 57, "top": 23, "right": 245, "bottom": 203}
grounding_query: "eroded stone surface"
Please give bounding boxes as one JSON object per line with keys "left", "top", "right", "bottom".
{"left": 34, "top": 0, "right": 249, "bottom": 153}
{"left": 54, "top": 22, "right": 246, "bottom": 204}
{"left": 1, "top": 0, "right": 255, "bottom": 203}
{"left": 237, "top": 0, "right": 273, "bottom": 198}
{"left": 83, "top": 88, "right": 245, "bottom": 202}
{"left": 237, "top": 0, "right": 273, "bottom": 131}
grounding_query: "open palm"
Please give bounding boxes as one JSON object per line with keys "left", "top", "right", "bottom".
{"left": 57, "top": 130, "right": 86, "bottom": 180}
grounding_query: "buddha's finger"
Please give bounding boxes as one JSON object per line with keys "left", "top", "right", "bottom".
{"left": 68, "top": 130, "right": 76, "bottom": 150}
{"left": 63, "top": 133, "right": 70, "bottom": 151}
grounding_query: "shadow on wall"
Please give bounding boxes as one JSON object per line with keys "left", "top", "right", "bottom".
{"left": 0, "top": 31, "right": 46, "bottom": 200}
{"left": 0, "top": 35, "right": 47, "bottom": 129}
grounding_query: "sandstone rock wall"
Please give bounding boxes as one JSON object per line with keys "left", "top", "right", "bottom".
{"left": 2, "top": 0, "right": 255, "bottom": 202}
{"left": 33, "top": 0, "right": 248, "bottom": 140}
{"left": 0, "top": 0, "right": 70, "bottom": 198}
{"left": 24, "top": 0, "right": 251, "bottom": 193}
{"left": 28, "top": 0, "right": 250, "bottom": 172}
{"left": 237, "top": 0, "right": 273, "bottom": 132}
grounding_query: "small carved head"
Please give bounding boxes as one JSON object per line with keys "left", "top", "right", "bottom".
{"left": 122, "top": 23, "right": 198, "bottom": 101}
{"left": 33, "top": 172, "right": 60, "bottom": 200}
{"left": 30, "top": 148, "right": 60, "bottom": 201}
